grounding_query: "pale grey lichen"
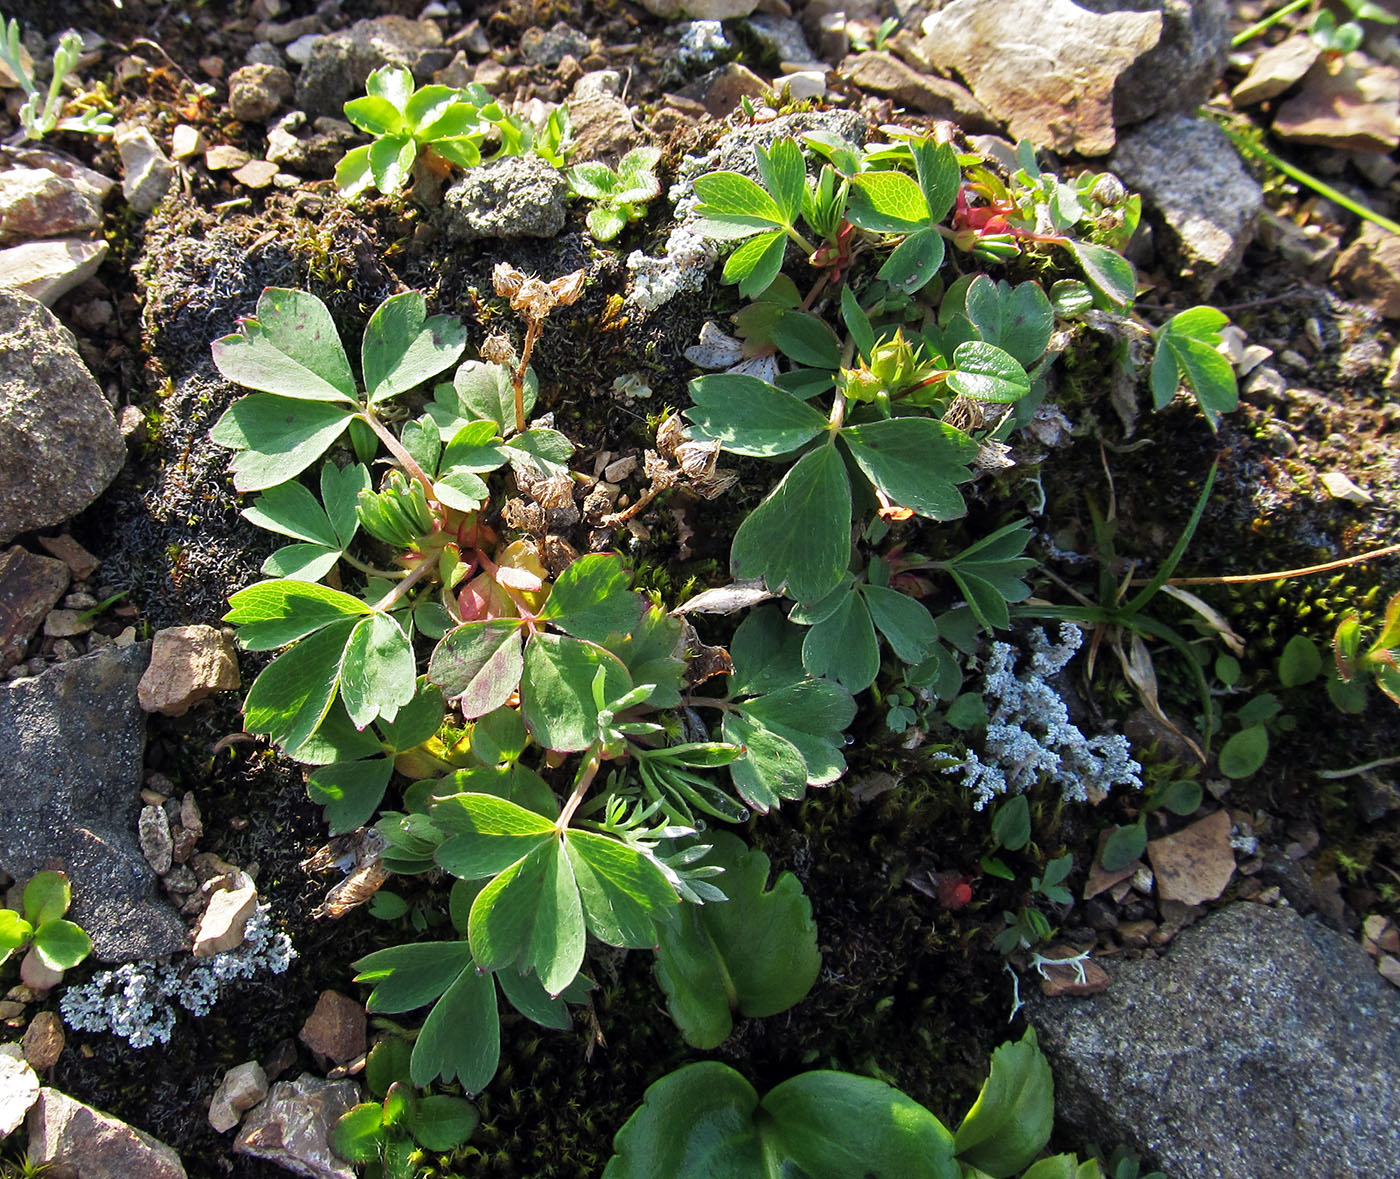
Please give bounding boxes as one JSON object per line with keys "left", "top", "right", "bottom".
{"left": 59, "top": 906, "right": 296, "bottom": 1048}
{"left": 625, "top": 149, "right": 720, "bottom": 312}
{"left": 677, "top": 20, "right": 728, "bottom": 66}
{"left": 944, "top": 624, "right": 1142, "bottom": 810}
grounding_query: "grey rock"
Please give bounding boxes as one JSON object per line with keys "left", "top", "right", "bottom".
{"left": 28, "top": 1087, "right": 187, "bottom": 1178}
{"left": 520, "top": 21, "right": 590, "bottom": 66}
{"left": 244, "top": 42, "right": 285, "bottom": 68}
{"left": 0, "top": 167, "right": 103, "bottom": 246}
{"left": 0, "top": 1050, "right": 38, "bottom": 1137}
{"left": 209, "top": 1061, "right": 269, "bottom": 1133}
{"left": 919, "top": 0, "right": 1161, "bottom": 155}
{"left": 740, "top": 14, "right": 817, "bottom": 65}
{"left": 1027, "top": 902, "right": 1400, "bottom": 1179}
{"left": 440, "top": 155, "right": 569, "bottom": 242}
{"left": 0, "top": 546, "right": 69, "bottom": 668}
{"left": 0, "top": 291, "right": 124, "bottom": 541}
{"left": 115, "top": 126, "right": 173, "bottom": 215}
{"left": 718, "top": 109, "right": 867, "bottom": 175}
{"left": 0, "top": 238, "right": 106, "bottom": 306}
{"left": 294, "top": 16, "right": 446, "bottom": 119}
{"left": 2, "top": 148, "right": 115, "bottom": 203}
{"left": 227, "top": 63, "right": 295, "bottom": 123}
{"left": 1080, "top": 0, "right": 1230, "bottom": 126}
{"left": 572, "top": 69, "right": 623, "bottom": 99}
{"left": 234, "top": 1075, "right": 359, "bottom": 1179}
{"left": 1110, "top": 114, "right": 1261, "bottom": 296}
{"left": 682, "top": 62, "right": 770, "bottom": 119}
{"left": 567, "top": 94, "right": 640, "bottom": 164}
{"left": 0, "top": 645, "right": 187, "bottom": 962}
{"left": 138, "top": 804, "right": 173, "bottom": 874}
{"left": 1231, "top": 34, "right": 1320, "bottom": 106}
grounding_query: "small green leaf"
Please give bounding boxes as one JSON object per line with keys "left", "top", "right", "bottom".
{"left": 1279, "top": 634, "right": 1323, "bottom": 687}
{"left": 339, "top": 612, "right": 418, "bottom": 729}
{"left": 878, "top": 227, "right": 945, "bottom": 293}
{"left": 771, "top": 310, "right": 842, "bottom": 370}
{"left": 847, "top": 170, "right": 930, "bottom": 233}
{"left": 227, "top": 579, "right": 372, "bottom": 650}
{"left": 1100, "top": 821, "right": 1147, "bottom": 872}
{"left": 308, "top": 757, "right": 395, "bottom": 835}
{"left": 755, "top": 138, "right": 806, "bottom": 225}
{"left": 954, "top": 1029, "right": 1055, "bottom": 1177}
{"left": 862, "top": 584, "right": 940, "bottom": 665}
{"left": 991, "top": 795, "right": 1031, "bottom": 852}
{"left": 841, "top": 286, "right": 876, "bottom": 362}
{"left": 449, "top": 361, "right": 535, "bottom": 432}
{"left": 369, "top": 134, "right": 416, "bottom": 195}
{"left": 344, "top": 95, "right": 404, "bottom": 136}
{"left": 1219, "top": 724, "right": 1269, "bottom": 778}
{"left": 841, "top": 418, "right": 976, "bottom": 521}
{"left": 244, "top": 619, "right": 357, "bottom": 751}
{"left": 1068, "top": 241, "right": 1136, "bottom": 307}
{"left": 410, "top": 963, "right": 499, "bottom": 1093}
{"left": 947, "top": 341, "right": 1031, "bottom": 403}
{"left": 654, "top": 832, "right": 820, "bottom": 1049}
{"left": 536, "top": 554, "right": 642, "bottom": 643}
{"left": 331, "top": 1103, "right": 386, "bottom": 1164}
{"left": 211, "top": 288, "right": 357, "bottom": 404}
{"left": 587, "top": 204, "right": 630, "bottom": 241}
{"left": 1050, "top": 279, "right": 1094, "bottom": 318}
{"left": 210, "top": 396, "right": 355, "bottom": 492}
{"left": 429, "top": 620, "right": 526, "bottom": 719}
{"left": 723, "top": 711, "right": 808, "bottom": 813}
{"left": 32, "top": 919, "right": 90, "bottom": 971}
{"left": 520, "top": 634, "right": 633, "bottom": 753}
{"left": 912, "top": 139, "right": 961, "bottom": 223}
{"left": 686, "top": 373, "right": 829, "bottom": 458}
{"left": 1154, "top": 307, "right": 1238, "bottom": 430}
{"left": 242, "top": 480, "right": 338, "bottom": 548}
{"left": 335, "top": 144, "right": 374, "bottom": 197}
{"left": 731, "top": 445, "right": 851, "bottom": 605}
{"left": 800, "top": 590, "right": 879, "bottom": 693}
{"left": 0, "top": 912, "right": 33, "bottom": 958}
{"left": 363, "top": 291, "right": 468, "bottom": 407}
{"left": 431, "top": 793, "right": 556, "bottom": 879}
{"left": 565, "top": 829, "right": 678, "bottom": 948}
{"left": 356, "top": 941, "right": 476, "bottom": 1012}
{"left": 410, "top": 1095, "right": 479, "bottom": 1152}
{"left": 22, "top": 871, "right": 70, "bottom": 926}
{"left": 403, "top": 84, "right": 460, "bottom": 130}
{"left": 692, "top": 171, "right": 785, "bottom": 230}
{"left": 724, "top": 229, "right": 788, "bottom": 299}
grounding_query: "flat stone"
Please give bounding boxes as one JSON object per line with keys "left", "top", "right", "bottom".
{"left": 42, "top": 609, "right": 89, "bottom": 638}
{"left": 138, "top": 805, "right": 173, "bottom": 874}
{"left": 1380, "top": 955, "right": 1400, "bottom": 988}
{"left": 0, "top": 291, "right": 123, "bottom": 543}
{"left": 839, "top": 52, "right": 997, "bottom": 131}
{"left": 1088, "top": 0, "right": 1230, "bottom": 126}
{"left": 234, "top": 1075, "right": 359, "bottom": 1179}
{"left": 193, "top": 884, "right": 258, "bottom": 958}
{"left": 170, "top": 124, "right": 204, "bottom": 160}
{"left": 298, "top": 990, "right": 366, "bottom": 1065}
{"left": 1027, "top": 903, "right": 1400, "bottom": 1178}
{"left": 1037, "top": 947, "right": 1111, "bottom": 997}
{"left": 0, "top": 644, "right": 186, "bottom": 962}
{"left": 227, "top": 63, "right": 294, "bottom": 122}
{"left": 566, "top": 94, "right": 640, "bottom": 164}
{"left": 0, "top": 547, "right": 69, "bottom": 669}
{"left": 27, "top": 1087, "right": 187, "bottom": 1178}
{"left": 209, "top": 1061, "right": 269, "bottom": 1133}
{"left": 440, "top": 155, "right": 568, "bottom": 242}
{"left": 1232, "top": 35, "right": 1321, "bottom": 106}
{"left": 1111, "top": 114, "right": 1261, "bottom": 297}
{"left": 3, "top": 149, "right": 114, "bottom": 203}
{"left": 0, "top": 1051, "right": 38, "bottom": 1136}
{"left": 232, "top": 159, "right": 279, "bottom": 190}
{"left": 520, "top": 22, "right": 589, "bottom": 66}
{"left": 0, "top": 238, "right": 107, "bottom": 307}
{"left": 114, "top": 126, "right": 173, "bottom": 215}
{"left": 683, "top": 61, "right": 770, "bottom": 119}
{"left": 21, "top": 1011, "right": 64, "bottom": 1070}
{"left": 35, "top": 535, "right": 98, "bottom": 580}
{"left": 919, "top": 0, "right": 1162, "bottom": 155}
{"left": 1274, "top": 54, "right": 1400, "bottom": 153}
{"left": 1332, "top": 223, "right": 1400, "bottom": 318}
{"left": 205, "top": 144, "right": 251, "bottom": 171}
{"left": 0, "top": 167, "right": 103, "bottom": 246}
{"left": 1147, "top": 809, "right": 1235, "bottom": 906}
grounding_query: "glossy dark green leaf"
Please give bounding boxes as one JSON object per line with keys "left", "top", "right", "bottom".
{"left": 409, "top": 1095, "right": 479, "bottom": 1152}
{"left": 771, "top": 310, "right": 842, "bottom": 370}
{"left": 862, "top": 584, "right": 940, "bottom": 665}
{"left": 723, "top": 711, "right": 808, "bottom": 814}
{"left": 654, "top": 832, "right": 820, "bottom": 1048}
{"left": 878, "top": 227, "right": 945, "bottom": 293}
{"left": 731, "top": 445, "right": 850, "bottom": 605}
{"left": 355, "top": 941, "right": 475, "bottom": 1013}
{"left": 410, "top": 962, "right": 499, "bottom": 1093}
{"left": 520, "top": 633, "right": 632, "bottom": 753}
{"left": 800, "top": 589, "right": 879, "bottom": 692}
{"left": 728, "top": 604, "right": 806, "bottom": 697}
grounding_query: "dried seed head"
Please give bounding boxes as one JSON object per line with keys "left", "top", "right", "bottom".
{"left": 549, "top": 268, "right": 586, "bottom": 306}
{"left": 481, "top": 332, "right": 517, "bottom": 366}
{"left": 655, "top": 413, "right": 686, "bottom": 457}
{"left": 493, "top": 262, "right": 525, "bottom": 298}
{"left": 494, "top": 264, "right": 586, "bottom": 321}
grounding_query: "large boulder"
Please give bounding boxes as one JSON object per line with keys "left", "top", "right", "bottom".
{"left": 0, "top": 644, "right": 187, "bottom": 961}
{"left": 0, "top": 291, "right": 124, "bottom": 542}
{"left": 1027, "top": 903, "right": 1400, "bottom": 1177}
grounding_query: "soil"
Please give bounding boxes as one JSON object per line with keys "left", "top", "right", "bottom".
{"left": 3, "top": 1, "right": 1398, "bottom": 1177}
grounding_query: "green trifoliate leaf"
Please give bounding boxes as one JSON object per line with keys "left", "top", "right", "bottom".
{"left": 841, "top": 418, "right": 976, "bottom": 521}
{"left": 363, "top": 291, "right": 468, "bottom": 406}
{"left": 861, "top": 584, "right": 940, "bottom": 664}
{"left": 800, "top": 589, "right": 879, "bottom": 693}
{"left": 654, "top": 832, "right": 819, "bottom": 1049}
{"left": 940, "top": 519, "right": 1036, "bottom": 631}
{"left": 322, "top": 462, "right": 369, "bottom": 548}
{"left": 878, "top": 227, "right": 946, "bottom": 293}
{"left": 912, "top": 138, "right": 961, "bottom": 223}
{"left": 536, "top": 554, "right": 642, "bottom": 643}
{"left": 432, "top": 793, "right": 557, "bottom": 879}
{"left": 520, "top": 633, "right": 633, "bottom": 753}
{"left": 731, "top": 445, "right": 851, "bottom": 606}
{"left": 1152, "top": 306, "right": 1238, "bottom": 430}
{"left": 770, "top": 310, "right": 842, "bottom": 370}
{"left": 686, "top": 373, "right": 829, "bottom": 458}
{"left": 23, "top": 871, "right": 70, "bottom": 926}
{"left": 963, "top": 277, "right": 1054, "bottom": 367}
{"left": 692, "top": 170, "right": 786, "bottom": 234}
{"left": 244, "top": 618, "right": 356, "bottom": 751}
{"left": 242, "top": 479, "right": 339, "bottom": 547}
{"left": 339, "top": 612, "right": 418, "bottom": 729}
{"left": 211, "top": 288, "right": 357, "bottom": 404}
{"left": 954, "top": 1029, "right": 1055, "bottom": 1177}
{"left": 723, "top": 229, "right": 788, "bottom": 298}
{"left": 434, "top": 468, "right": 490, "bottom": 512}
{"left": 411, "top": 962, "right": 499, "bottom": 1093}
{"left": 429, "top": 619, "right": 526, "bottom": 719}
{"left": 469, "top": 837, "right": 584, "bottom": 996}
{"left": 755, "top": 138, "right": 806, "bottom": 225}
{"left": 308, "top": 757, "right": 395, "bottom": 834}
{"left": 1068, "top": 240, "right": 1136, "bottom": 307}
{"left": 729, "top": 605, "right": 807, "bottom": 697}
{"left": 722, "top": 710, "right": 808, "bottom": 813}
{"left": 735, "top": 678, "right": 855, "bottom": 789}
{"left": 947, "top": 341, "right": 1031, "bottom": 403}
{"left": 210, "top": 395, "right": 355, "bottom": 492}
{"left": 226, "top": 579, "right": 371, "bottom": 650}
{"left": 564, "top": 829, "right": 678, "bottom": 948}
{"left": 846, "top": 170, "right": 930, "bottom": 233}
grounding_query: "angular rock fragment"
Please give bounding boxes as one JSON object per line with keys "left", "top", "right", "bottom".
{"left": 0, "top": 546, "right": 69, "bottom": 668}
{"left": 27, "top": 1087, "right": 187, "bottom": 1178}
{"left": 209, "top": 1061, "right": 269, "bottom": 1133}
{"left": 0, "top": 238, "right": 107, "bottom": 307}
{"left": 1146, "top": 808, "right": 1235, "bottom": 906}
{"left": 298, "top": 990, "right": 366, "bottom": 1066}
{"left": 234, "top": 1076, "right": 359, "bottom": 1179}
{"left": 137, "top": 624, "right": 241, "bottom": 717}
